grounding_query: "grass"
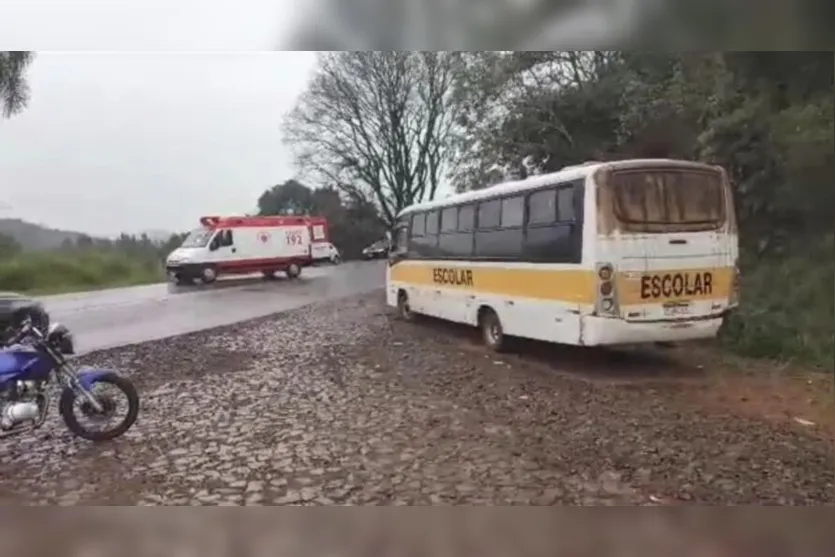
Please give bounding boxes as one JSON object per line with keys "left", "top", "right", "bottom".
{"left": 719, "top": 239, "right": 834, "bottom": 372}
{"left": 0, "top": 249, "right": 163, "bottom": 295}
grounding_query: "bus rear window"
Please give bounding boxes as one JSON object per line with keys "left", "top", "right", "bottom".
{"left": 612, "top": 169, "right": 724, "bottom": 227}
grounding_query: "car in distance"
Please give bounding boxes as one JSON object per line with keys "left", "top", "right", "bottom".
{"left": 361, "top": 240, "right": 389, "bottom": 260}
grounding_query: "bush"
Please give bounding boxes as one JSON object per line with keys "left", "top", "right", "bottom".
{"left": 0, "top": 249, "right": 162, "bottom": 294}
{"left": 720, "top": 237, "right": 834, "bottom": 370}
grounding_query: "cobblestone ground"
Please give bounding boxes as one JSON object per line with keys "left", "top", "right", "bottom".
{"left": 0, "top": 292, "right": 832, "bottom": 505}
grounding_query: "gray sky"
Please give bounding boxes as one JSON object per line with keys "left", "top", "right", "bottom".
{"left": 0, "top": 1, "right": 316, "bottom": 237}
{"left": 0, "top": 0, "right": 653, "bottom": 237}
{"left": 0, "top": 52, "right": 316, "bottom": 237}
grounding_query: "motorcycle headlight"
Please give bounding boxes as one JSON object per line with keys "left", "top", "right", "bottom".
{"left": 48, "top": 323, "right": 75, "bottom": 355}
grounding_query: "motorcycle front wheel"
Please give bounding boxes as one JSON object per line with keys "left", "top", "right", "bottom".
{"left": 59, "top": 372, "right": 139, "bottom": 442}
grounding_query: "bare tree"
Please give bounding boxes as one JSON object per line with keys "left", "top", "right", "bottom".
{"left": 0, "top": 52, "right": 35, "bottom": 118}
{"left": 283, "top": 52, "right": 460, "bottom": 226}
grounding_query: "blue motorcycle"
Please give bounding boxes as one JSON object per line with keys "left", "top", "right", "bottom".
{"left": 0, "top": 318, "right": 139, "bottom": 441}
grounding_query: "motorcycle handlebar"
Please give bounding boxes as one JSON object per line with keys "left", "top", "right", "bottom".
{"left": 5, "top": 318, "right": 34, "bottom": 346}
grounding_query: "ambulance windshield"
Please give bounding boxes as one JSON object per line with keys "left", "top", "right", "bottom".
{"left": 180, "top": 228, "right": 214, "bottom": 248}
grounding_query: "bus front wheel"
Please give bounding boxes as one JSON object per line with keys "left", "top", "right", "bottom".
{"left": 479, "top": 307, "right": 505, "bottom": 352}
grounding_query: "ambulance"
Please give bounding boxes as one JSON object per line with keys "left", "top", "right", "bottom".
{"left": 165, "top": 215, "right": 330, "bottom": 285}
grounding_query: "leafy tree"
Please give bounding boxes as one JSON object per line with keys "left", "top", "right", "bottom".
{"left": 449, "top": 50, "right": 834, "bottom": 367}
{"left": 0, "top": 52, "right": 35, "bottom": 118}
{"left": 0, "top": 232, "right": 21, "bottom": 258}
{"left": 283, "top": 52, "right": 461, "bottom": 226}
{"left": 257, "top": 179, "right": 317, "bottom": 216}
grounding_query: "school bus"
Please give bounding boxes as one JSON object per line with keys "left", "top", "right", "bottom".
{"left": 386, "top": 159, "right": 740, "bottom": 351}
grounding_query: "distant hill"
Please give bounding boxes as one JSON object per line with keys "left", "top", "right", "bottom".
{"left": 0, "top": 218, "right": 90, "bottom": 251}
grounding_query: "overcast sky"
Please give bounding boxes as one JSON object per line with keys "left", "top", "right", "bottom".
{"left": 0, "top": 0, "right": 653, "bottom": 237}
{"left": 0, "top": 1, "right": 317, "bottom": 237}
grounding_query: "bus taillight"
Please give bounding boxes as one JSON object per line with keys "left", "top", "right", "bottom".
{"left": 596, "top": 263, "right": 618, "bottom": 316}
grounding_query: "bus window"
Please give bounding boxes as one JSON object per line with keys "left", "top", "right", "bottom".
{"left": 478, "top": 199, "right": 501, "bottom": 229}
{"left": 441, "top": 207, "right": 458, "bottom": 232}
{"left": 426, "top": 210, "right": 439, "bottom": 235}
{"left": 412, "top": 212, "right": 426, "bottom": 236}
{"left": 500, "top": 196, "right": 524, "bottom": 228}
{"left": 557, "top": 187, "right": 575, "bottom": 222}
{"left": 458, "top": 205, "right": 475, "bottom": 231}
{"left": 612, "top": 169, "right": 725, "bottom": 231}
{"left": 528, "top": 189, "right": 556, "bottom": 224}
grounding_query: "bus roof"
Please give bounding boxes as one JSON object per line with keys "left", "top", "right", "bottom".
{"left": 397, "top": 158, "right": 719, "bottom": 218}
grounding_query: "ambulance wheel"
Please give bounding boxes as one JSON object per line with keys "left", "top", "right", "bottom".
{"left": 331, "top": 254, "right": 341, "bottom": 265}
{"left": 479, "top": 307, "right": 505, "bottom": 352}
{"left": 199, "top": 265, "right": 218, "bottom": 284}
{"left": 261, "top": 270, "right": 277, "bottom": 280}
{"left": 285, "top": 263, "right": 301, "bottom": 280}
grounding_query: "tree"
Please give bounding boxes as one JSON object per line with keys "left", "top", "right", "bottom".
{"left": 448, "top": 51, "right": 834, "bottom": 366}
{"left": 0, "top": 52, "right": 35, "bottom": 118}
{"left": 449, "top": 51, "right": 622, "bottom": 191}
{"left": 257, "top": 179, "right": 316, "bottom": 216}
{"left": 283, "top": 52, "right": 461, "bottom": 226}
{"left": 0, "top": 232, "right": 21, "bottom": 258}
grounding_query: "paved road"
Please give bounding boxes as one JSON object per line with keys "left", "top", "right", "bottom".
{"left": 39, "top": 261, "right": 386, "bottom": 353}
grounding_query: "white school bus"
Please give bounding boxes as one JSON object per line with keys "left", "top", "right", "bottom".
{"left": 385, "top": 159, "right": 740, "bottom": 351}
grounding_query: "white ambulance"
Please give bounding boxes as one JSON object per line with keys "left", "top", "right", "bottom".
{"left": 165, "top": 215, "right": 330, "bottom": 285}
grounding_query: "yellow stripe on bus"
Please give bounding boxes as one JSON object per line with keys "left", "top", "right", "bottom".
{"left": 389, "top": 262, "right": 596, "bottom": 304}
{"left": 390, "top": 261, "right": 735, "bottom": 307}
{"left": 616, "top": 267, "right": 734, "bottom": 305}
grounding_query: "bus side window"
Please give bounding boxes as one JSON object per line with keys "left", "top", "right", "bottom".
{"left": 436, "top": 204, "right": 474, "bottom": 259}
{"left": 424, "top": 210, "right": 440, "bottom": 253}
{"left": 524, "top": 180, "right": 583, "bottom": 263}
{"left": 476, "top": 196, "right": 522, "bottom": 258}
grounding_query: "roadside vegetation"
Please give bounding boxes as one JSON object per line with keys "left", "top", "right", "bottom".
{"left": 0, "top": 233, "right": 177, "bottom": 295}
{"left": 2, "top": 51, "right": 832, "bottom": 368}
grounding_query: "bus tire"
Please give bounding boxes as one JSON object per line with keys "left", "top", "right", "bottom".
{"left": 479, "top": 307, "right": 505, "bottom": 352}
{"left": 397, "top": 290, "right": 415, "bottom": 321}
{"left": 285, "top": 263, "right": 301, "bottom": 280}
{"left": 200, "top": 265, "right": 218, "bottom": 284}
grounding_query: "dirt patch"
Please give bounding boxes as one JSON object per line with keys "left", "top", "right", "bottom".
{"left": 663, "top": 345, "right": 835, "bottom": 441}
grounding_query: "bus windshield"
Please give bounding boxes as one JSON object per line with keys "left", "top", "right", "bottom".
{"left": 611, "top": 169, "right": 725, "bottom": 231}
{"left": 180, "top": 228, "right": 214, "bottom": 248}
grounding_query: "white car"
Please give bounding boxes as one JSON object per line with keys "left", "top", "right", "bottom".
{"left": 311, "top": 242, "right": 341, "bottom": 264}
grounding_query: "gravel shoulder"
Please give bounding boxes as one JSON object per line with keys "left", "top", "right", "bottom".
{"left": 1, "top": 291, "right": 832, "bottom": 505}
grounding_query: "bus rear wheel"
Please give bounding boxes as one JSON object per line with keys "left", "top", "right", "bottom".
{"left": 479, "top": 308, "right": 505, "bottom": 352}
{"left": 397, "top": 290, "right": 415, "bottom": 321}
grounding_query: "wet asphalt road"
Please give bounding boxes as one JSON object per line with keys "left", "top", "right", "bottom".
{"left": 38, "top": 260, "right": 386, "bottom": 353}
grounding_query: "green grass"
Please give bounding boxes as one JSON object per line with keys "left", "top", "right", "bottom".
{"left": 720, "top": 238, "right": 834, "bottom": 371}
{"left": 0, "top": 250, "right": 163, "bottom": 295}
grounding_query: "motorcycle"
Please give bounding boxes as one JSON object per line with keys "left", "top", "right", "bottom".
{"left": 0, "top": 317, "right": 139, "bottom": 441}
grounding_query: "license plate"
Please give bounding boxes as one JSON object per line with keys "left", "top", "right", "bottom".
{"left": 663, "top": 302, "right": 691, "bottom": 317}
